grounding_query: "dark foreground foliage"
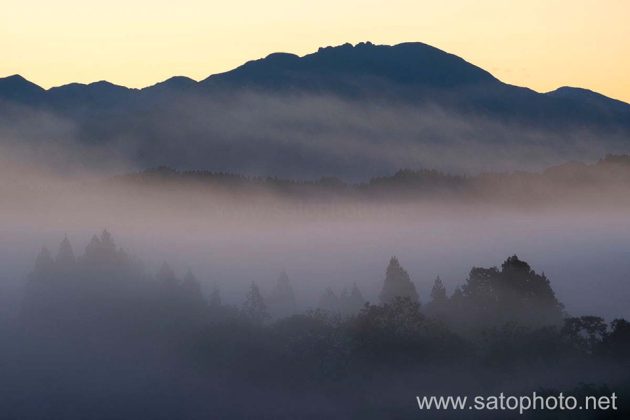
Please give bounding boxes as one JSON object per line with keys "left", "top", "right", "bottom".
{"left": 1, "top": 232, "right": 629, "bottom": 419}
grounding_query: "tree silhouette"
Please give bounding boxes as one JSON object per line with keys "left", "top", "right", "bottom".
{"left": 181, "top": 269, "right": 203, "bottom": 302}
{"left": 157, "top": 262, "right": 179, "bottom": 290}
{"left": 242, "top": 282, "right": 268, "bottom": 322}
{"left": 338, "top": 283, "right": 365, "bottom": 315}
{"left": 29, "top": 247, "right": 54, "bottom": 282}
{"left": 348, "top": 283, "right": 366, "bottom": 313}
{"left": 55, "top": 236, "right": 76, "bottom": 267}
{"left": 603, "top": 319, "right": 630, "bottom": 360}
{"left": 563, "top": 316, "right": 608, "bottom": 354}
{"left": 318, "top": 288, "right": 340, "bottom": 313}
{"left": 267, "top": 271, "right": 296, "bottom": 319}
{"left": 379, "top": 257, "right": 419, "bottom": 304}
{"left": 426, "top": 276, "right": 448, "bottom": 317}
{"left": 430, "top": 276, "right": 447, "bottom": 303}
{"left": 84, "top": 230, "right": 119, "bottom": 266}
{"left": 460, "top": 255, "right": 564, "bottom": 327}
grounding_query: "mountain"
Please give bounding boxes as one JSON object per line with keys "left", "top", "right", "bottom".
{"left": 0, "top": 74, "right": 45, "bottom": 104}
{"left": 201, "top": 42, "right": 497, "bottom": 91}
{"left": 1, "top": 42, "right": 629, "bottom": 178}
{"left": 2, "top": 42, "right": 628, "bottom": 127}
{"left": 146, "top": 76, "right": 197, "bottom": 92}
{"left": 47, "top": 81, "right": 134, "bottom": 110}
{"left": 545, "top": 86, "right": 630, "bottom": 125}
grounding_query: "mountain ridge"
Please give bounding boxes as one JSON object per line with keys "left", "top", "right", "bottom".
{"left": 2, "top": 41, "right": 630, "bottom": 179}
{"left": 2, "top": 42, "right": 628, "bottom": 130}
{"left": 1, "top": 41, "right": 626, "bottom": 106}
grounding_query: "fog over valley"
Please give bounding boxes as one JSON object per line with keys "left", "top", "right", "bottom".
{"left": 2, "top": 41, "right": 630, "bottom": 419}
{"left": 2, "top": 154, "right": 630, "bottom": 321}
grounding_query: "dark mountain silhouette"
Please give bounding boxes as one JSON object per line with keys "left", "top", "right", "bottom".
{"left": 0, "top": 74, "right": 45, "bottom": 104}
{"left": 1, "top": 42, "right": 630, "bottom": 177}
{"left": 546, "top": 86, "right": 630, "bottom": 111}
{"left": 201, "top": 42, "right": 497, "bottom": 92}
{"left": 47, "top": 81, "right": 134, "bottom": 110}
{"left": 145, "top": 76, "right": 197, "bottom": 93}
{"left": 1, "top": 42, "right": 627, "bottom": 123}
{"left": 544, "top": 86, "right": 630, "bottom": 125}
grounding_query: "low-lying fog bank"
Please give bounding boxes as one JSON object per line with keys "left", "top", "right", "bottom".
{"left": 1, "top": 156, "right": 630, "bottom": 320}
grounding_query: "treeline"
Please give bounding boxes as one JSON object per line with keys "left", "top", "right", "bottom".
{"left": 12, "top": 231, "right": 630, "bottom": 418}
{"left": 109, "top": 154, "right": 630, "bottom": 204}
{"left": 22, "top": 231, "right": 630, "bottom": 361}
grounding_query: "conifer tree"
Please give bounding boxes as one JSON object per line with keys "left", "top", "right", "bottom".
{"left": 379, "top": 257, "right": 419, "bottom": 304}
{"left": 30, "top": 247, "right": 54, "bottom": 282}
{"left": 157, "top": 262, "right": 179, "bottom": 291}
{"left": 349, "top": 283, "right": 366, "bottom": 313}
{"left": 55, "top": 236, "right": 76, "bottom": 267}
{"left": 181, "top": 269, "right": 203, "bottom": 301}
{"left": 243, "top": 282, "right": 268, "bottom": 322}
{"left": 99, "top": 230, "right": 116, "bottom": 255}
{"left": 430, "top": 276, "right": 447, "bottom": 304}
{"left": 318, "top": 288, "right": 340, "bottom": 313}
{"left": 268, "top": 271, "right": 296, "bottom": 319}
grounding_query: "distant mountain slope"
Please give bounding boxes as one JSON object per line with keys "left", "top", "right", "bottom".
{"left": 201, "top": 42, "right": 498, "bottom": 91}
{"left": 47, "top": 81, "right": 134, "bottom": 109}
{"left": 1, "top": 42, "right": 628, "bottom": 127}
{"left": 1, "top": 42, "right": 629, "bottom": 178}
{"left": 0, "top": 74, "right": 45, "bottom": 104}
{"left": 545, "top": 86, "right": 630, "bottom": 124}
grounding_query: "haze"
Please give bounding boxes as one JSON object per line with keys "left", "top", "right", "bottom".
{"left": 1, "top": 149, "right": 629, "bottom": 322}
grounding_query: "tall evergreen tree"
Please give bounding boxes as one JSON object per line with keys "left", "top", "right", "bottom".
{"left": 379, "top": 257, "right": 419, "bottom": 304}
{"left": 267, "top": 271, "right": 296, "bottom": 319}
{"left": 430, "top": 276, "right": 447, "bottom": 303}
{"left": 243, "top": 282, "right": 268, "bottom": 322}
{"left": 181, "top": 269, "right": 203, "bottom": 301}
{"left": 426, "top": 275, "right": 449, "bottom": 317}
{"left": 99, "top": 230, "right": 116, "bottom": 255}
{"left": 29, "top": 247, "right": 54, "bottom": 282}
{"left": 84, "top": 234, "right": 101, "bottom": 260}
{"left": 339, "top": 287, "right": 350, "bottom": 312}
{"left": 350, "top": 283, "right": 365, "bottom": 309}
{"left": 339, "top": 283, "right": 366, "bottom": 315}
{"left": 157, "top": 262, "right": 179, "bottom": 292}
{"left": 318, "top": 288, "right": 340, "bottom": 313}
{"left": 55, "top": 236, "right": 76, "bottom": 267}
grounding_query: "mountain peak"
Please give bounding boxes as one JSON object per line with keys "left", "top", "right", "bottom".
{"left": 202, "top": 41, "right": 497, "bottom": 92}
{"left": 46, "top": 80, "right": 133, "bottom": 109}
{"left": 49, "top": 80, "right": 131, "bottom": 92}
{"left": 264, "top": 52, "right": 299, "bottom": 61}
{"left": 546, "top": 86, "right": 630, "bottom": 116}
{"left": 0, "top": 74, "right": 45, "bottom": 103}
{"left": 547, "top": 86, "right": 629, "bottom": 105}
{"left": 1, "top": 74, "right": 29, "bottom": 83}
{"left": 1, "top": 42, "right": 628, "bottom": 134}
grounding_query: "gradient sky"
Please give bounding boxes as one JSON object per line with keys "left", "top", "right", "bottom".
{"left": 2, "top": 0, "right": 629, "bottom": 102}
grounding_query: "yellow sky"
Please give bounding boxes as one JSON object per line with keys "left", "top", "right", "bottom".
{"left": 1, "top": 0, "right": 629, "bottom": 102}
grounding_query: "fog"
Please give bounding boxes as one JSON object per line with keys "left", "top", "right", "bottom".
{"left": 1, "top": 149, "right": 629, "bottom": 320}
{"left": 1, "top": 93, "right": 630, "bottom": 418}
{"left": 2, "top": 90, "right": 629, "bottom": 179}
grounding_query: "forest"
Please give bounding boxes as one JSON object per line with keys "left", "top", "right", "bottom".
{"left": 106, "top": 154, "right": 630, "bottom": 209}
{"left": 1, "top": 230, "right": 628, "bottom": 419}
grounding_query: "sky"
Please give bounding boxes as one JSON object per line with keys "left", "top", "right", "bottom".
{"left": 1, "top": 0, "right": 629, "bottom": 102}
